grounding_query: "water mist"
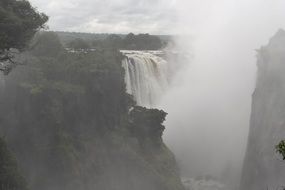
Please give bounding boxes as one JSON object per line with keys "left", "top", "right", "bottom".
{"left": 158, "top": 0, "right": 285, "bottom": 188}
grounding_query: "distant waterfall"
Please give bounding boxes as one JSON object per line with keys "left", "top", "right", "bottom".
{"left": 121, "top": 50, "right": 169, "bottom": 107}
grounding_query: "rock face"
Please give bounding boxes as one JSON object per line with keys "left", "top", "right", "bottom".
{"left": 241, "top": 29, "right": 285, "bottom": 190}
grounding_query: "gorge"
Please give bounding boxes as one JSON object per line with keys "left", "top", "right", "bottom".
{"left": 121, "top": 30, "right": 285, "bottom": 190}
{"left": 2, "top": 0, "right": 285, "bottom": 190}
{"left": 241, "top": 29, "right": 285, "bottom": 190}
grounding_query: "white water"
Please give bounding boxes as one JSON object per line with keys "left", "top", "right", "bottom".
{"left": 121, "top": 50, "right": 169, "bottom": 107}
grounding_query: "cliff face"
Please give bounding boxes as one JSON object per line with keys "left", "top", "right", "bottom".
{"left": 241, "top": 29, "right": 285, "bottom": 190}
{"left": 0, "top": 32, "right": 184, "bottom": 190}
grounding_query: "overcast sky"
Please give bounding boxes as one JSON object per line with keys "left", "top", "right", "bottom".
{"left": 29, "top": 0, "right": 285, "bottom": 35}
{"left": 29, "top": 0, "right": 179, "bottom": 34}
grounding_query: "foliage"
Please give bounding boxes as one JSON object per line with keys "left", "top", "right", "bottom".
{"left": 66, "top": 33, "right": 164, "bottom": 50}
{"left": 102, "top": 34, "right": 123, "bottom": 49}
{"left": 56, "top": 31, "right": 109, "bottom": 45}
{"left": 0, "top": 0, "right": 48, "bottom": 74}
{"left": 0, "top": 32, "right": 129, "bottom": 189}
{"left": 67, "top": 38, "right": 90, "bottom": 50}
{"left": 123, "top": 33, "right": 163, "bottom": 50}
{"left": 276, "top": 140, "right": 285, "bottom": 160}
{"left": 0, "top": 32, "right": 183, "bottom": 190}
{"left": 0, "top": 0, "right": 48, "bottom": 51}
{"left": 129, "top": 106, "right": 167, "bottom": 146}
{"left": 0, "top": 137, "right": 28, "bottom": 190}
{"left": 31, "top": 32, "right": 64, "bottom": 57}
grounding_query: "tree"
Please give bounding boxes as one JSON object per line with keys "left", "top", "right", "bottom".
{"left": 276, "top": 140, "right": 285, "bottom": 160}
{"left": 102, "top": 34, "right": 123, "bottom": 49}
{"left": 67, "top": 38, "right": 90, "bottom": 50}
{"left": 0, "top": 138, "right": 28, "bottom": 190}
{"left": 123, "top": 33, "right": 163, "bottom": 50}
{"left": 31, "top": 32, "right": 64, "bottom": 57}
{"left": 0, "top": 0, "right": 48, "bottom": 74}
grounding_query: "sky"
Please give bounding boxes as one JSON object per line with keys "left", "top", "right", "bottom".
{"left": 29, "top": 0, "right": 178, "bottom": 34}
{"left": 30, "top": 0, "right": 285, "bottom": 36}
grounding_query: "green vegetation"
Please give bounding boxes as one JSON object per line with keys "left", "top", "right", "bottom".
{"left": 67, "top": 38, "right": 90, "bottom": 50}
{"left": 0, "top": 0, "right": 48, "bottom": 189}
{"left": 0, "top": 1, "right": 182, "bottom": 189}
{"left": 0, "top": 0, "right": 48, "bottom": 74}
{"left": 276, "top": 140, "right": 285, "bottom": 160}
{"left": 0, "top": 31, "right": 184, "bottom": 190}
{"left": 56, "top": 31, "right": 110, "bottom": 45}
{"left": 56, "top": 31, "right": 171, "bottom": 50}
{"left": 65, "top": 33, "right": 166, "bottom": 50}
{"left": 123, "top": 33, "right": 163, "bottom": 50}
{"left": 0, "top": 138, "right": 28, "bottom": 190}
{"left": 0, "top": 0, "right": 48, "bottom": 51}
{"left": 129, "top": 106, "right": 167, "bottom": 146}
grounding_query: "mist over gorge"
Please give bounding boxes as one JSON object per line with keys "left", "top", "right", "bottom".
{"left": 1, "top": 0, "right": 285, "bottom": 190}
{"left": 241, "top": 30, "right": 285, "bottom": 190}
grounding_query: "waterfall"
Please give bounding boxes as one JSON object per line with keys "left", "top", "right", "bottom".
{"left": 121, "top": 50, "right": 169, "bottom": 107}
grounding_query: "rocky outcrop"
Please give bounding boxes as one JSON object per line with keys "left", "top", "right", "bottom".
{"left": 241, "top": 29, "right": 285, "bottom": 190}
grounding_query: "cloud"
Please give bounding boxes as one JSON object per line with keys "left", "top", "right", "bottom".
{"left": 29, "top": 0, "right": 178, "bottom": 34}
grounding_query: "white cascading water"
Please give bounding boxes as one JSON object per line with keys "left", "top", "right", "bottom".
{"left": 121, "top": 50, "right": 169, "bottom": 107}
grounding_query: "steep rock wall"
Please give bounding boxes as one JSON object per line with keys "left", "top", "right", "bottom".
{"left": 241, "top": 29, "right": 285, "bottom": 190}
